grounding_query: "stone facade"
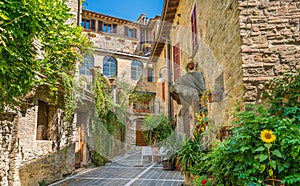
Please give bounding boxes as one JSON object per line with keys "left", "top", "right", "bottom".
{"left": 239, "top": 0, "right": 300, "bottom": 103}
{"left": 80, "top": 10, "right": 161, "bottom": 153}
{"left": 0, "top": 89, "right": 76, "bottom": 186}
{"left": 151, "top": 0, "right": 299, "bottom": 138}
{"left": 0, "top": 1, "right": 80, "bottom": 185}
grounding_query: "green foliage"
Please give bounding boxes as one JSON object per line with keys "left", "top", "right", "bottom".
{"left": 94, "top": 73, "right": 114, "bottom": 119}
{"left": 202, "top": 73, "right": 300, "bottom": 185}
{"left": 177, "top": 133, "right": 208, "bottom": 175}
{"left": 38, "top": 179, "right": 46, "bottom": 186}
{"left": 0, "top": 0, "right": 90, "bottom": 111}
{"left": 129, "top": 90, "right": 154, "bottom": 104}
{"left": 192, "top": 175, "right": 213, "bottom": 186}
{"left": 161, "top": 132, "right": 184, "bottom": 160}
{"left": 90, "top": 149, "right": 111, "bottom": 167}
{"left": 142, "top": 114, "right": 173, "bottom": 146}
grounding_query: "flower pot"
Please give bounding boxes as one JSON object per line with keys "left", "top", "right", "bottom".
{"left": 262, "top": 178, "right": 284, "bottom": 186}
{"left": 184, "top": 174, "right": 192, "bottom": 186}
{"left": 162, "top": 159, "right": 175, "bottom": 170}
{"left": 174, "top": 157, "right": 181, "bottom": 171}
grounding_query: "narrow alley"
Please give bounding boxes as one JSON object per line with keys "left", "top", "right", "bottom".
{"left": 50, "top": 151, "right": 184, "bottom": 186}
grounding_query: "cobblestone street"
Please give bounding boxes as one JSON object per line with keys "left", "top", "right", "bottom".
{"left": 50, "top": 151, "right": 184, "bottom": 186}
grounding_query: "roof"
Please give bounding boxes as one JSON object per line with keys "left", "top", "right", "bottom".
{"left": 150, "top": 0, "right": 180, "bottom": 62}
{"left": 82, "top": 9, "right": 147, "bottom": 27}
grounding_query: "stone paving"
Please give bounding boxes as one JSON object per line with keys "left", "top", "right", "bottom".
{"left": 50, "top": 151, "right": 184, "bottom": 186}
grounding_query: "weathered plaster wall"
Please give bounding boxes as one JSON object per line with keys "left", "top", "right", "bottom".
{"left": 239, "top": 0, "right": 300, "bottom": 103}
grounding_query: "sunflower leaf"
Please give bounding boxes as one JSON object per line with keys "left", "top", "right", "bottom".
{"left": 272, "top": 149, "right": 282, "bottom": 158}
{"left": 254, "top": 146, "right": 265, "bottom": 152}
{"left": 259, "top": 154, "right": 268, "bottom": 162}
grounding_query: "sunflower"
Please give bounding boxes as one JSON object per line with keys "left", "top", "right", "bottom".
{"left": 197, "top": 115, "right": 203, "bottom": 122}
{"left": 260, "top": 130, "right": 276, "bottom": 143}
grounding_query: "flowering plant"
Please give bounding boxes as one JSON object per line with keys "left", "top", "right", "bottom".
{"left": 193, "top": 175, "right": 213, "bottom": 186}
{"left": 195, "top": 111, "right": 208, "bottom": 134}
{"left": 185, "top": 73, "right": 300, "bottom": 185}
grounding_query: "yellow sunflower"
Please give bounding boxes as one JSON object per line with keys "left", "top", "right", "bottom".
{"left": 197, "top": 115, "right": 203, "bottom": 122}
{"left": 260, "top": 130, "right": 276, "bottom": 143}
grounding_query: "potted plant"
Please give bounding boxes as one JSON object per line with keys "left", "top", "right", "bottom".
{"left": 161, "top": 132, "right": 184, "bottom": 170}
{"left": 185, "top": 61, "right": 195, "bottom": 72}
{"left": 177, "top": 132, "right": 207, "bottom": 185}
{"left": 118, "top": 38, "right": 125, "bottom": 42}
{"left": 142, "top": 114, "right": 173, "bottom": 162}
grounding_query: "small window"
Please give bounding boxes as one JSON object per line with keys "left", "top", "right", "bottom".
{"left": 81, "top": 19, "right": 90, "bottom": 29}
{"left": 80, "top": 54, "right": 94, "bottom": 75}
{"left": 147, "top": 68, "right": 154, "bottom": 82}
{"left": 36, "top": 100, "right": 49, "bottom": 140}
{"left": 131, "top": 60, "right": 143, "bottom": 80}
{"left": 125, "top": 26, "right": 137, "bottom": 38}
{"left": 128, "top": 29, "right": 133, "bottom": 38}
{"left": 103, "top": 24, "right": 112, "bottom": 33}
{"left": 103, "top": 56, "right": 117, "bottom": 77}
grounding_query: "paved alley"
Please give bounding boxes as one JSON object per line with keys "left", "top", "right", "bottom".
{"left": 50, "top": 151, "right": 184, "bottom": 186}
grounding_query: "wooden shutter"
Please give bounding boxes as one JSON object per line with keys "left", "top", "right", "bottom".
{"left": 173, "top": 43, "right": 180, "bottom": 81}
{"left": 91, "top": 19, "right": 96, "bottom": 31}
{"left": 124, "top": 26, "right": 128, "bottom": 36}
{"left": 162, "top": 82, "right": 165, "bottom": 101}
{"left": 112, "top": 24, "right": 117, "bottom": 33}
{"left": 133, "top": 28, "right": 137, "bottom": 38}
{"left": 140, "top": 29, "right": 143, "bottom": 42}
{"left": 98, "top": 21, "right": 103, "bottom": 32}
{"left": 191, "top": 6, "right": 197, "bottom": 50}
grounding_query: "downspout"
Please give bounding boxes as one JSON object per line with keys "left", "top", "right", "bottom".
{"left": 77, "top": 0, "right": 81, "bottom": 26}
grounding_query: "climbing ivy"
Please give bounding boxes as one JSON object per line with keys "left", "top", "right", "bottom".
{"left": 0, "top": 0, "right": 91, "bottom": 115}
{"left": 94, "top": 72, "right": 114, "bottom": 119}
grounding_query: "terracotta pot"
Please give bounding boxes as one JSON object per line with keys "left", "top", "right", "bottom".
{"left": 262, "top": 178, "right": 284, "bottom": 186}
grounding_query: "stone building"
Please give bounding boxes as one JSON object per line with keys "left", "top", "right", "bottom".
{"left": 0, "top": 1, "right": 81, "bottom": 185}
{"left": 79, "top": 10, "right": 161, "bottom": 154}
{"left": 150, "top": 0, "right": 299, "bottom": 138}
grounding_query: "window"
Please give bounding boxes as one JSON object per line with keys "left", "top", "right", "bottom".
{"left": 103, "top": 23, "right": 112, "bottom": 33}
{"left": 98, "top": 22, "right": 117, "bottom": 33}
{"left": 81, "top": 19, "right": 90, "bottom": 29}
{"left": 191, "top": 5, "right": 198, "bottom": 51}
{"left": 80, "top": 54, "right": 94, "bottom": 75}
{"left": 173, "top": 43, "right": 180, "bottom": 81}
{"left": 131, "top": 60, "right": 143, "bottom": 80}
{"left": 36, "top": 100, "right": 49, "bottom": 140}
{"left": 147, "top": 68, "right": 154, "bottom": 82}
{"left": 103, "top": 56, "right": 117, "bottom": 77}
{"left": 125, "top": 26, "right": 137, "bottom": 38}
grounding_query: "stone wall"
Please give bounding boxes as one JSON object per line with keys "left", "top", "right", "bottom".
{"left": 0, "top": 112, "right": 18, "bottom": 186}
{"left": 239, "top": 0, "right": 300, "bottom": 103}
{"left": 167, "top": 0, "right": 244, "bottom": 129}
{"left": 18, "top": 144, "right": 75, "bottom": 186}
{"left": 0, "top": 89, "right": 76, "bottom": 186}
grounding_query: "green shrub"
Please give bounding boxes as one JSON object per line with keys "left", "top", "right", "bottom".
{"left": 207, "top": 73, "right": 300, "bottom": 185}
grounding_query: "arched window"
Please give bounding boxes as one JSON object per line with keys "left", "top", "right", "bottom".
{"left": 103, "top": 56, "right": 117, "bottom": 77}
{"left": 80, "top": 54, "right": 94, "bottom": 75}
{"left": 131, "top": 60, "right": 143, "bottom": 80}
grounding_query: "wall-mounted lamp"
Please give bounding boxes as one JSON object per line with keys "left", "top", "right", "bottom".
{"left": 157, "top": 66, "right": 169, "bottom": 83}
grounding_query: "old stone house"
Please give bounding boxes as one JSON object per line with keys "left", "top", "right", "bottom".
{"left": 150, "top": 0, "right": 300, "bottom": 138}
{"left": 79, "top": 10, "right": 161, "bottom": 154}
{"left": 0, "top": 1, "right": 81, "bottom": 185}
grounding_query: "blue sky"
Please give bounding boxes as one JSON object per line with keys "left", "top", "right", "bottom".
{"left": 84, "top": 0, "right": 164, "bottom": 21}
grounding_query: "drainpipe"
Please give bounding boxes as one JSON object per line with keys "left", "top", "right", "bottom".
{"left": 77, "top": 0, "right": 81, "bottom": 26}
{"left": 167, "top": 39, "right": 173, "bottom": 119}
